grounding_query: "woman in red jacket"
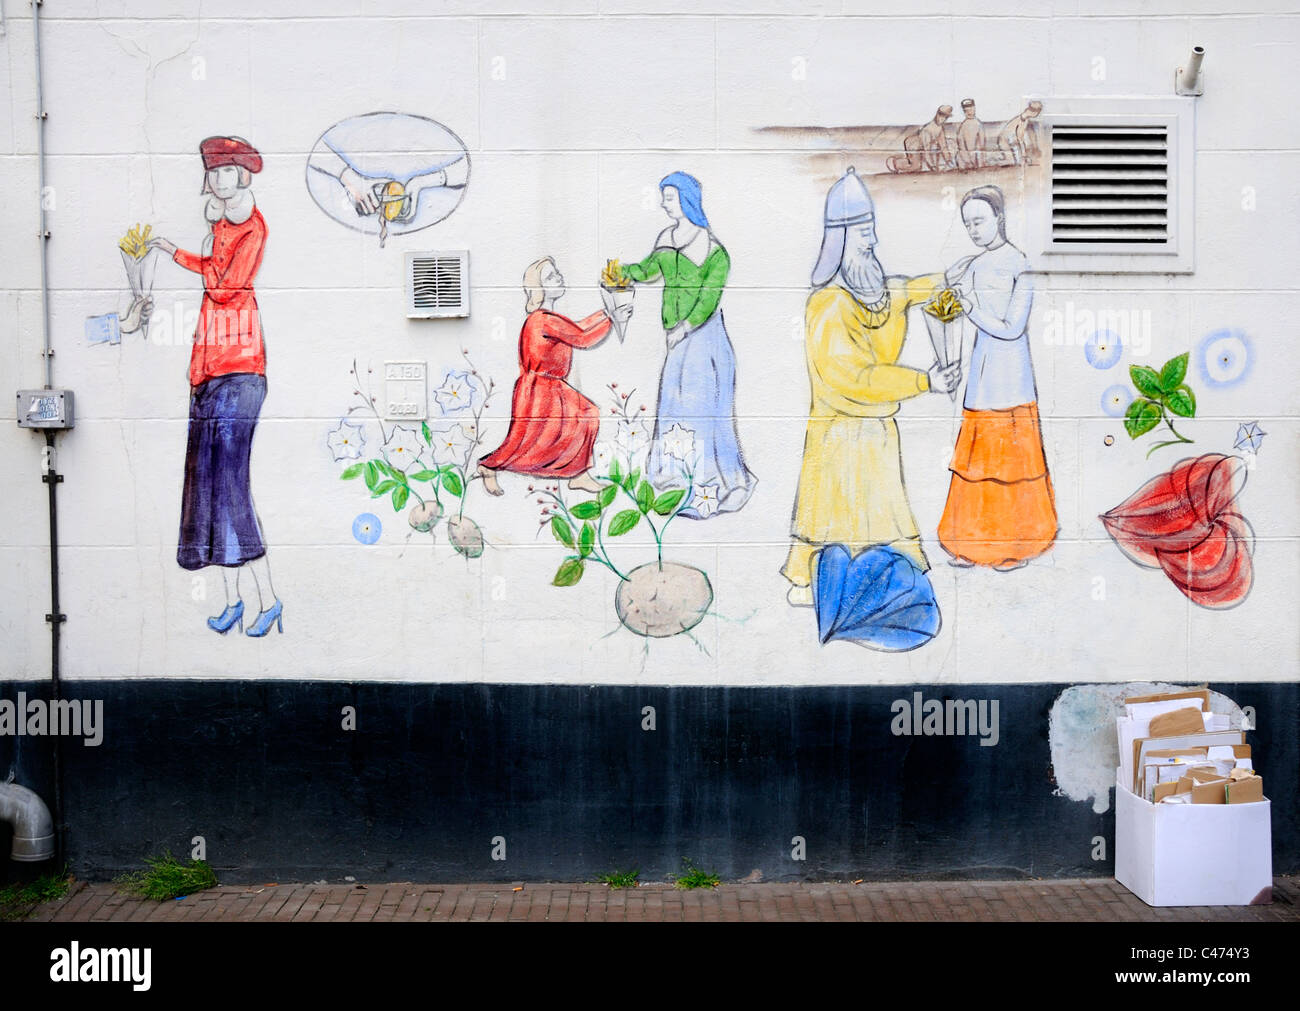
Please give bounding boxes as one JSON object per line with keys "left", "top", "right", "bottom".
{"left": 150, "top": 136, "right": 282, "bottom": 637}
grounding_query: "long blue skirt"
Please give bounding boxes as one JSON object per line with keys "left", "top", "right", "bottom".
{"left": 178, "top": 372, "right": 267, "bottom": 570}
{"left": 646, "top": 309, "right": 757, "bottom": 518}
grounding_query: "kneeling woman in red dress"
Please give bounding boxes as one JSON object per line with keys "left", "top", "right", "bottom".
{"left": 477, "top": 256, "right": 630, "bottom": 496}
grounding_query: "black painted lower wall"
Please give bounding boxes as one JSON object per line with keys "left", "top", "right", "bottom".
{"left": 0, "top": 681, "right": 1295, "bottom": 884}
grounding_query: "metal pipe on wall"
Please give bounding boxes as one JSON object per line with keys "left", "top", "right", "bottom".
{"left": 0, "top": 782, "right": 56, "bottom": 863}
{"left": 31, "top": 0, "right": 66, "bottom": 865}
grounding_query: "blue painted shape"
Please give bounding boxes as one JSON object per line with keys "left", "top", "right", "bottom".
{"left": 813, "top": 544, "right": 941, "bottom": 652}
{"left": 1197, "top": 328, "right": 1253, "bottom": 388}
{"left": 1101, "top": 384, "right": 1133, "bottom": 418}
{"left": 1084, "top": 330, "right": 1122, "bottom": 369}
{"left": 86, "top": 313, "right": 121, "bottom": 346}
{"left": 352, "top": 513, "right": 382, "bottom": 545}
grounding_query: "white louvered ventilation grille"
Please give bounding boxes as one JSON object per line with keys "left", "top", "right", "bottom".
{"left": 1050, "top": 125, "right": 1169, "bottom": 246}
{"left": 406, "top": 251, "right": 470, "bottom": 318}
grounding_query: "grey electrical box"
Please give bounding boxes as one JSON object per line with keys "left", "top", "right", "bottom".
{"left": 16, "top": 389, "right": 75, "bottom": 429}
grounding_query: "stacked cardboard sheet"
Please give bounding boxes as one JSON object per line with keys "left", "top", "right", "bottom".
{"left": 1117, "top": 689, "right": 1264, "bottom": 805}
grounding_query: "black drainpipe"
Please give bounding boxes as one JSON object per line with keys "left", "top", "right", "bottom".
{"left": 43, "top": 430, "right": 66, "bottom": 866}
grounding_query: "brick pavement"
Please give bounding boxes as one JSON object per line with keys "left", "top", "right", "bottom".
{"left": 16, "top": 875, "right": 1299, "bottom": 922}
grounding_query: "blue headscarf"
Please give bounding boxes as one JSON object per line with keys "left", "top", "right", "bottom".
{"left": 660, "top": 171, "right": 709, "bottom": 228}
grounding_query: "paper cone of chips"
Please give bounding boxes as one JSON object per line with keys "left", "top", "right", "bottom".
{"left": 599, "top": 259, "right": 635, "bottom": 343}
{"left": 922, "top": 288, "right": 964, "bottom": 400}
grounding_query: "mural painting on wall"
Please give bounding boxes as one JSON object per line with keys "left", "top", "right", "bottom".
{"left": 936, "top": 184, "right": 1057, "bottom": 572}
{"left": 85, "top": 223, "right": 160, "bottom": 346}
{"left": 475, "top": 171, "right": 756, "bottom": 641}
{"left": 608, "top": 172, "right": 758, "bottom": 518}
{"left": 1084, "top": 313, "right": 1260, "bottom": 609}
{"left": 784, "top": 170, "right": 1059, "bottom": 651}
{"left": 756, "top": 98, "right": 1045, "bottom": 187}
{"left": 887, "top": 100, "right": 1042, "bottom": 174}
{"left": 1101, "top": 454, "right": 1255, "bottom": 610}
{"left": 306, "top": 112, "right": 469, "bottom": 247}
{"left": 132, "top": 136, "right": 284, "bottom": 637}
{"left": 782, "top": 167, "right": 958, "bottom": 651}
{"left": 332, "top": 352, "right": 495, "bottom": 559}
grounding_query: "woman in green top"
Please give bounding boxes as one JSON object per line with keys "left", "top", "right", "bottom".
{"left": 617, "top": 172, "right": 756, "bottom": 518}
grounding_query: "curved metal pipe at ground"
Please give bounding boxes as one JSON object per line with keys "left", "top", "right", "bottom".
{"left": 0, "top": 783, "right": 56, "bottom": 863}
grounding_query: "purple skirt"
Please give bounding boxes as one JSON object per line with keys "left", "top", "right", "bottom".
{"left": 178, "top": 372, "right": 267, "bottom": 570}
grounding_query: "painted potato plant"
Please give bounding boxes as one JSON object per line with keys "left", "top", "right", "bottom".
{"left": 330, "top": 354, "right": 494, "bottom": 558}
{"left": 536, "top": 385, "right": 715, "bottom": 640}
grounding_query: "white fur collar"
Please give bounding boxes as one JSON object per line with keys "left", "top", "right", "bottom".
{"left": 220, "top": 190, "right": 256, "bottom": 225}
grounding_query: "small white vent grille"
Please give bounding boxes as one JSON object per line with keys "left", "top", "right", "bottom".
{"left": 1050, "top": 124, "right": 1170, "bottom": 247}
{"left": 405, "top": 250, "right": 470, "bottom": 318}
{"left": 1033, "top": 99, "right": 1194, "bottom": 273}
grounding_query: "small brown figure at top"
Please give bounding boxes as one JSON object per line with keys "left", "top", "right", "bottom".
{"left": 994, "top": 100, "right": 1043, "bottom": 166}
{"left": 954, "top": 98, "right": 985, "bottom": 171}
{"left": 888, "top": 105, "right": 954, "bottom": 173}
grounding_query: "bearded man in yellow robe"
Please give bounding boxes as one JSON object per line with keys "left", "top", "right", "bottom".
{"left": 783, "top": 167, "right": 962, "bottom": 607}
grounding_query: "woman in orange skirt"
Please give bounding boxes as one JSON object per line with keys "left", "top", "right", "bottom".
{"left": 938, "top": 186, "right": 1057, "bottom": 570}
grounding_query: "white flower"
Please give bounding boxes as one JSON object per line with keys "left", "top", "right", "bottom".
{"left": 660, "top": 423, "right": 697, "bottom": 464}
{"left": 433, "top": 370, "right": 485, "bottom": 414}
{"left": 382, "top": 425, "right": 425, "bottom": 472}
{"left": 327, "top": 419, "right": 366, "bottom": 462}
{"left": 615, "top": 419, "right": 651, "bottom": 471}
{"left": 430, "top": 423, "right": 473, "bottom": 467}
{"left": 592, "top": 440, "right": 617, "bottom": 476}
{"left": 691, "top": 483, "right": 720, "bottom": 518}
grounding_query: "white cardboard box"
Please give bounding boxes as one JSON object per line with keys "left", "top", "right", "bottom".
{"left": 1114, "top": 769, "right": 1273, "bottom": 906}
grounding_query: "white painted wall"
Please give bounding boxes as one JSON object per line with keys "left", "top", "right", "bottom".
{"left": 1, "top": 3, "right": 1296, "bottom": 684}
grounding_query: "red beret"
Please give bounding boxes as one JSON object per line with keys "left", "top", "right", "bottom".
{"left": 199, "top": 136, "right": 262, "bottom": 174}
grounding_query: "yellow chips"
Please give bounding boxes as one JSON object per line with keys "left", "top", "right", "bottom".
{"left": 924, "top": 288, "right": 964, "bottom": 323}
{"left": 118, "top": 223, "right": 152, "bottom": 260}
{"left": 601, "top": 258, "right": 631, "bottom": 290}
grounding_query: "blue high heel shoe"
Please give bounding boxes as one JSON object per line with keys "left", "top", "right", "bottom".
{"left": 207, "top": 600, "right": 244, "bottom": 634}
{"left": 246, "top": 599, "right": 283, "bottom": 637}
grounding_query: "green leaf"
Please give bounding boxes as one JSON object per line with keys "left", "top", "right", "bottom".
{"left": 443, "top": 469, "right": 464, "bottom": 497}
{"left": 597, "top": 484, "right": 619, "bottom": 509}
{"left": 373, "top": 459, "right": 395, "bottom": 478}
{"left": 1124, "top": 398, "right": 1162, "bottom": 439}
{"left": 1159, "top": 352, "right": 1189, "bottom": 393}
{"left": 1130, "top": 365, "right": 1165, "bottom": 402}
{"left": 551, "top": 515, "right": 575, "bottom": 548}
{"left": 409, "top": 469, "right": 439, "bottom": 482}
{"left": 391, "top": 485, "right": 409, "bottom": 511}
{"left": 372, "top": 479, "right": 398, "bottom": 495}
{"left": 636, "top": 480, "right": 654, "bottom": 513}
{"left": 340, "top": 463, "right": 363, "bottom": 480}
{"left": 390, "top": 467, "right": 409, "bottom": 487}
{"left": 652, "top": 488, "right": 687, "bottom": 515}
{"left": 421, "top": 421, "right": 433, "bottom": 445}
{"left": 1166, "top": 384, "right": 1196, "bottom": 418}
{"left": 553, "top": 558, "right": 584, "bottom": 587}
{"left": 608, "top": 509, "right": 641, "bottom": 536}
{"left": 609, "top": 458, "right": 623, "bottom": 484}
{"left": 579, "top": 522, "right": 595, "bottom": 558}
{"left": 363, "top": 461, "right": 381, "bottom": 491}
{"left": 571, "top": 500, "right": 603, "bottom": 520}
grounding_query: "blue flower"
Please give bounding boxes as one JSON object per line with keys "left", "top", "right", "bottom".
{"left": 1084, "top": 330, "right": 1123, "bottom": 370}
{"left": 1197, "top": 329, "right": 1252, "bottom": 388}
{"left": 1101, "top": 384, "right": 1133, "bottom": 417}
{"left": 352, "top": 513, "right": 382, "bottom": 545}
